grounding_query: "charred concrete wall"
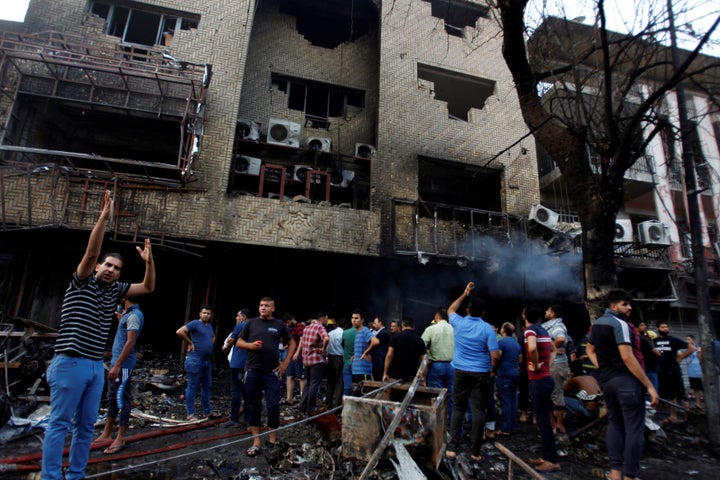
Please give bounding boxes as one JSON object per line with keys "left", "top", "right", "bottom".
{"left": 375, "top": 0, "right": 539, "bottom": 246}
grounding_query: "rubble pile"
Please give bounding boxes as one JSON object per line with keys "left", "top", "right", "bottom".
{"left": 1, "top": 345, "right": 719, "bottom": 479}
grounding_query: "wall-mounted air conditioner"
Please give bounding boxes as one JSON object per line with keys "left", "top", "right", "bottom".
{"left": 330, "top": 170, "right": 355, "bottom": 188}
{"left": 529, "top": 204, "right": 560, "bottom": 229}
{"left": 637, "top": 220, "right": 670, "bottom": 246}
{"left": 355, "top": 143, "right": 376, "bottom": 159}
{"left": 233, "top": 155, "right": 262, "bottom": 176}
{"left": 614, "top": 219, "right": 633, "bottom": 243}
{"left": 267, "top": 118, "right": 301, "bottom": 148}
{"left": 307, "top": 137, "right": 332, "bottom": 153}
{"left": 293, "top": 165, "right": 314, "bottom": 183}
{"left": 237, "top": 118, "right": 260, "bottom": 141}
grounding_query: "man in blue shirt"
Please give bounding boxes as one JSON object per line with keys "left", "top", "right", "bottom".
{"left": 445, "top": 282, "right": 499, "bottom": 463}
{"left": 221, "top": 308, "right": 250, "bottom": 427}
{"left": 351, "top": 309, "right": 379, "bottom": 385}
{"left": 176, "top": 305, "right": 216, "bottom": 420}
{"left": 94, "top": 297, "right": 144, "bottom": 454}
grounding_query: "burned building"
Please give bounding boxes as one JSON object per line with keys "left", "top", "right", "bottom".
{"left": 0, "top": 0, "right": 551, "bottom": 349}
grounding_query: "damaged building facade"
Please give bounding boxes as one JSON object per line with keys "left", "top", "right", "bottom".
{"left": 0, "top": 0, "right": 542, "bottom": 345}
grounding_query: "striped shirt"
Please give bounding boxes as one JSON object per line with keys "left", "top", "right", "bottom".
{"left": 524, "top": 324, "right": 553, "bottom": 381}
{"left": 55, "top": 272, "right": 130, "bottom": 360}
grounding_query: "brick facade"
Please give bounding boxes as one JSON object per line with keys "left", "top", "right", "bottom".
{"left": 1, "top": 0, "right": 537, "bottom": 259}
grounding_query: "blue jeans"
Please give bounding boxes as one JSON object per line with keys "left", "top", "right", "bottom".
{"left": 496, "top": 375, "right": 519, "bottom": 433}
{"left": 42, "top": 355, "right": 105, "bottom": 480}
{"left": 245, "top": 369, "right": 282, "bottom": 428}
{"left": 184, "top": 355, "right": 212, "bottom": 416}
{"left": 229, "top": 367, "right": 246, "bottom": 423}
{"left": 529, "top": 376, "right": 557, "bottom": 463}
{"left": 427, "top": 361, "right": 454, "bottom": 421}
{"left": 603, "top": 374, "right": 646, "bottom": 477}
{"left": 564, "top": 396, "right": 594, "bottom": 419}
{"left": 106, "top": 367, "right": 134, "bottom": 426}
{"left": 343, "top": 362, "right": 353, "bottom": 395}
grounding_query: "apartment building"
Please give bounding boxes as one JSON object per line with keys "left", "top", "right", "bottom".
{"left": 0, "top": 0, "right": 541, "bottom": 342}
{"left": 530, "top": 18, "right": 720, "bottom": 336}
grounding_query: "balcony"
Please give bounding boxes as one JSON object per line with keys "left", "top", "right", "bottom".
{"left": 391, "top": 199, "right": 525, "bottom": 263}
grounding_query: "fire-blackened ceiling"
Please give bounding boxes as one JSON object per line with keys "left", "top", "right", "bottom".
{"left": 279, "top": 0, "right": 378, "bottom": 48}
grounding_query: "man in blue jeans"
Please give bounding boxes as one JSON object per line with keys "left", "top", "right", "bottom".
{"left": 421, "top": 308, "right": 454, "bottom": 421}
{"left": 42, "top": 189, "right": 155, "bottom": 480}
{"left": 176, "top": 305, "right": 216, "bottom": 420}
{"left": 587, "top": 289, "right": 659, "bottom": 480}
{"left": 94, "top": 297, "right": 144, "bottom": 454}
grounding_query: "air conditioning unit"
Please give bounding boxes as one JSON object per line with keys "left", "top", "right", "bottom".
{"left": 267, "top": 118, "right": 301, "bottom": 148}
{"left": 307, "top": 137, "right": 332, "bottom": 153}
{"left": 529, "top": 204, "right": 560, "bottom": 229}
{"left": 355, "top": 143, "right": 376, "bottom": 159}
{"left": 237, "top": 118, "right": 260, "bottom": 141}
{"left": 614, "top": 219, "right": 633, "bottom": 243}
{"left": 233, "top": 155, "right": 262, "bottom": 176}
{"left": 293, "top": 165, "right": 314, "bottom": 183}
{"left": 637, "top": 220, "right": 670, "bottom": 246}
{"left": 330, "top": 170, "right": 355, "bottom": 188}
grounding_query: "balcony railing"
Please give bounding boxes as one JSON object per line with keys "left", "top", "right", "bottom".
{"left": 391, "top": 199, "right": 525, "bottom": 262}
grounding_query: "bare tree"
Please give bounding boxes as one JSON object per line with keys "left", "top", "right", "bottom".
{"left": 493, "top": 0, "right": 720, "bottom": 445}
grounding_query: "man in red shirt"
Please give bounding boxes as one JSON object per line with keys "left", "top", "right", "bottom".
{"left": 523, "top": 304, "right": 560, "bottom": 473}
{"left": 296, "top": 312, "right": 329, "bottom": 415}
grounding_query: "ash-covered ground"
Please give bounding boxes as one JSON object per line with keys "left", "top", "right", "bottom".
{"left": 1, "top": 349, "right": 718, "bottom": 479}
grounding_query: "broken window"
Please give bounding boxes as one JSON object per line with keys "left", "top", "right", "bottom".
{"left": 272, "top": 74, "right": 365, "bottom": 128}
{"left": 421, "top": 0, "right": 489, "bottom": 37}
{"left": 417, "top": 63, "right": 495, "bottom": 121}
{"left": 278, "top": 0, "right": 375, "bottom": 49}
{"left": 418, "top": 156, "right": 502, "bottom": 212}
{"left": 90, "top": 1, "right": 199, "bottom": 48}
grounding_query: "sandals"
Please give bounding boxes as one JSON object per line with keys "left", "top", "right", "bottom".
{"left": 246, "top": 445, "right": 261, "bottom": 457}
{"left": 445, "top": 450, "right": 457, "bottom": 460}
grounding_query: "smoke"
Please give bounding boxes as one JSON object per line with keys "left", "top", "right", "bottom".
{"left": 469, "top": 235, "right": 583, "bottom": 300}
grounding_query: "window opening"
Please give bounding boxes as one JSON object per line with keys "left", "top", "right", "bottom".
{"left": 272, "top": 73, "right": 365, "bottom": 127}
{"left": 418, "top": 156, "right": 502, "bottom": 212}
{"left": 417, "top": 63, "right": 495, "bottom": 121}
{"left": 90, "top": 1, "right": 199, "bottom": 48}
{"left": 421, "top": 0, "right": 489, "bottom": 37}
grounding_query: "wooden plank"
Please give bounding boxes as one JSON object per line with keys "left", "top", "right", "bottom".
{"left": 493, "top": 441, "right": 547, "bottom": 480}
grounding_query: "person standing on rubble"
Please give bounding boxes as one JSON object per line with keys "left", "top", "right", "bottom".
{"left": 326, "top": 317, "right": 346, "bottom": 408}
{"left": 542, "top": 304, "right": 569, "bottom": 435}
{"left": 297, "top": 311, "right": 329, "bottom": 415}
{"left": 523, "top": 303, "right": 560, "bottom": 473}
{"left": 42, "top": 189, "right": 155, "bottom": 480}
{"left": 94, "top": 297, "right": 144, "bottom": 454}
{"left": 586, "top": 289, "right": 659, "bottom": 480}
{"left": 220, "top": 308, "right": 250, "bottom": 427}
{"left": 350, "top": 309, "right": 379, "bottom": 388}
{"left": 237, "top": 297, "right": 295, "bottom": 457}
{"left": 421, "top": 308, "right": 454, "bottom": 420}
{"left": 176, "top": 305, "right": 216, "bottom": 420}
{"left": 383, "top": 317, "right": 426, "bottom": 383}
{"left": 445, "top": 282, "right": 499, "bottom": 464}
{"left": 370, "top": 315, "right": 391, "bottom": 381}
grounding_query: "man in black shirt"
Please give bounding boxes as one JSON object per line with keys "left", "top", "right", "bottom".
{"left": 383, "top": 318, "right": 426, "bottom": 382}
{"left": 237, "top": 297, "right": 295, "bottom": 456}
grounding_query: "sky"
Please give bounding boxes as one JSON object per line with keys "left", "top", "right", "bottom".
{"left": 0, "top": 0, "right": 30, "bottom": 22}
{"left": 0, "top": 0, "right": 717, "bottom": 54}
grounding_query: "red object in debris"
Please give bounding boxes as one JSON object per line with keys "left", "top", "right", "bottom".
{"left": 312, "top": 411, "right": 342, "bottom": 442}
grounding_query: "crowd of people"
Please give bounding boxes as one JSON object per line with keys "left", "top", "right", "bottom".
{"left": 39, "top": 192, "right": 714, "bottom": 479}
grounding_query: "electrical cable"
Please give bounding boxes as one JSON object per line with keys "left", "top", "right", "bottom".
{"left": 82, "top": 380, "right": 401, "bottom": 479}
